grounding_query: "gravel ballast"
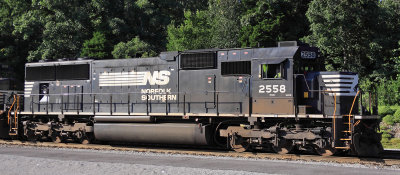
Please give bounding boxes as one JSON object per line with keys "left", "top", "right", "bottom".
{"left": 0, "top": 144, "right": 399, "bottom": 175}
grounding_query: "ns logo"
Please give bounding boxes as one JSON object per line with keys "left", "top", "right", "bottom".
{"left": 98, "top": 70, "right": 171, "bottom": 87}
{"left": 144, "top": 71, "right": 171, "bottom": 85}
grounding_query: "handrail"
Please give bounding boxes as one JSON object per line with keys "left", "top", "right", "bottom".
{"left": 7, "top": 95, "right": 16, "bottom": 125}
{"left": 348, "top": 90, "right": 360, "bottom": 116}
{"left": 333, "top": 92, "right": 337, "bottom": 140}
{"left": 18, "top": 91, "right": 244, "bottom": 115}
{"left": 13, "top": 95, "right": 20, "bottom": 129}
{"left": 347, "top": 90, "right": 360, "bottom": 140}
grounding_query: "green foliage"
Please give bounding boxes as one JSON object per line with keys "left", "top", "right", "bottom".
{"left": 377, "top": 77, "right": 400, "bottom": 106}
{"left": 394, "top": 109, "right": 400, "bottom": 123}
{"left": 305, "top": 0, "right": 400, "bottom": 81}
{"left": 208, "top": 0, "right": 242, "bottom": 48}
{"left": 81, "top": 32, "right": 108, "bottom": 59}
{"left": 382, "top": 138, "right": 400, "bottom": 149}
{"left": 1, "top": 0, "right": 195, "bottom": 77}
{"left": 240, "top": 0, "right": 311, "bottom": 47}
{"left": 382, "top": 131, "right": 392, "bottom": 139}
{"left": 112, "top": 36, "right": 156, "bottom": 59}
{"left": 1, "top": 0, "right": 400, "bottom": 93}
{"left": 28, "top": 18, "right": 86, "bottom": 61}
{"left": 379, "top": 106, "right": 396, "bottom": 116}
{"left": 383, "top": 115, "right": 395, "bottom": 125}
{"left": 167, "top": 10, "right": 211, "bottom": 51}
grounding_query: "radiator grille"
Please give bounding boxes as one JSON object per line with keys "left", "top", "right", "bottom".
{"left": 180, "top": 52, "right": 216, "bottom": 69}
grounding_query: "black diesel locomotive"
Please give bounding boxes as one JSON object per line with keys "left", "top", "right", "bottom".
{"left": 1, "top": 41, "right": 382, "bottom": 156}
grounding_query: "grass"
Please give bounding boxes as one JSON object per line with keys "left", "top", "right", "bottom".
{"left": 379, "top": 105, "right": 400, "bottom": 149}
{"left": 382, "top": 138, "right": 400, "bottom": 149}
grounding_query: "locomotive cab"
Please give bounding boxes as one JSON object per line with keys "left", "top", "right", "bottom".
{"left": 292, "top": 43, "right": 359, "bottom": 117}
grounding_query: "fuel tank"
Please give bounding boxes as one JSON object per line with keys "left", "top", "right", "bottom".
{"left": 94, "top": 123, "right": 211, "bottom": 145}
{"left": 94, "top": 116, "right": 154, "bottom": 123}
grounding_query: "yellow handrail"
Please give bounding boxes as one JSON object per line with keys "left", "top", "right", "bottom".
{"left": 348, "top": 90, "right": 360, "bottom": 132}
{"left": 13, "top": 95, "right": 20, "bottom": 129}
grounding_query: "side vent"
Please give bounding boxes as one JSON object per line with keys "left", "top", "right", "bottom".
{"left": 56, "top": 64, "right": 90, "bottom": 80}
{"left": 26, "top": 66, "right": 56, "bottom": 81}
{"left": 180, "top": 52, "right": 216, "bottom": 69}
{"left": 221, "top": 61, "right": 251, "bottom": 75}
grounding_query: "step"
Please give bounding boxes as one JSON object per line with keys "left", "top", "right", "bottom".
{"left": 341, "top": 131, "right": 351, "bottom": 133}
{"left": 335, "top": 146, "right": 351, "bottom": 149}
{"left": 9, "top": 133, "right": 17, "bottom": 136}
{"left": 340, "top": 138, "right": 351, "bottom": 141}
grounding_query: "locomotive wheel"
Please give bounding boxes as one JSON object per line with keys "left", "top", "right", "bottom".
{"left": 26, "top": 130, "right": 38, "bottom": 142}
{"left": 52, "top": 135, "right": 62, "bottom": 143}
{"left": 80, "top": 137, "right": 90, "bottom": 144}
{"left": 230, "top": 135, "right": 249, "bottom": 153}
{"left": 315, "top": 147, "right": 336, "bottom": 156}
{"left": 272, "top": 141, "right": 293, "bottom": 154}
{"left": 51, "top": 132, "right": 62, "bottom": 143}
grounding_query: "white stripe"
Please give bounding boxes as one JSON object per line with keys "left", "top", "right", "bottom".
{"left": 321, "top": 75, "right": 357, "bottom": 79}
{"left": 100, "top": 72, "right": 146, "bottom": 76}
{"left": 99, "top": 78, "right": 144, "bottom": 81}
{"left": 325, "top": 84, "right": 352, "bottom": 87}
{"left": 328, "top": 93, "right": 357, "bottom": 96}
{"left": 99, "top": 82, "right": 147, "bottom": 86}
{"left": 323, "top": 79, "right": 355, "bottom": 83}
{"left": 326, "top": 88, "right": 352, "bottom": 91}
{"left": 99, "top": 71, "right": 149, "bottom": 87}
{"left": 25, "top": 82, "right": 34, "bottom": 84}
{"left": 99, "top": 75, "right": 144, "bottom": 78}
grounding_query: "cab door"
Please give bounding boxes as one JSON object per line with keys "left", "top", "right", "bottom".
{"left": 251, "top": 58, "right": 294, "bottom": 115}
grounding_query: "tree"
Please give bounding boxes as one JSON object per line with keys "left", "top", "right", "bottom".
{"left": 166, "top": 0, "right": 244, "bottom": 50}
{"left": 240, "top": 0, "right": 311, "bottom": 47}
{"left": 208, "top": 0, "right": 242, "bottom": 48}
{"left": 375, "top": 0, "right": 400, "bottom": 79}
{"left": 166, "top": 10, "right": 211, "bottom": 51}
{"left": 81, "top": 32, "right": 108, "bottom": 59}
{"left": 305, "top": 0, "right": 383, "bottom": 78}
{"left": 0, "top": 0, "right": 40, "bottom": 80}
{"left": 112, "top": 36, "right": 156, "bottom": 59}
{"left": 27, "top": 18, "right": 86, "bottom": 61}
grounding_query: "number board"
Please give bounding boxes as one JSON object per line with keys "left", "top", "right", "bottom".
{"left": 300, "top": 51, "right": 316, "bottom": 59}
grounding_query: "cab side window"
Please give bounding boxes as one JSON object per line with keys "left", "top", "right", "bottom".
{"left": 261, "top": 64, "right": 282, "bottom": 79}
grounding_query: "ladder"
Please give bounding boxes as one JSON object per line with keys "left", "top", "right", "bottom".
{"left": 7, "top": 94, "right": 19, "bottom": 136}
{"left": 335, "top": 114, "right": 353, "bottom": 149}
{"left": 334, "top": 91, "right": 360, "bottom": 150}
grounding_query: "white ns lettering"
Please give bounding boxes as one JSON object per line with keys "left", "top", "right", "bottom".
{"left": 146, "top": 71, "right": 170, "bottom": 85}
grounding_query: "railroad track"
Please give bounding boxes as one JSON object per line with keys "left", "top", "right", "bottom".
{"left": 1, "top": 139, "right": 400, "bottom": 167}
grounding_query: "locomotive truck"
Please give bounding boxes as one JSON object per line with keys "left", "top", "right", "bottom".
{"left": 0, "top": 41, "right": 383, "bottom": 156}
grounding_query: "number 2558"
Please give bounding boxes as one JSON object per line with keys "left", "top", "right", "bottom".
{"left": 259, "top": 85, "right": 286, "bottom": 93}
